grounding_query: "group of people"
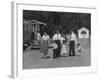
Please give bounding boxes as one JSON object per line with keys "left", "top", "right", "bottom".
{"left": 37, "top": 30, "right": 81, "bottom": 59}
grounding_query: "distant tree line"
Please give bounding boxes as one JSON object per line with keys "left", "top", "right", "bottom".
{"left": 23, "top": 10, "right": 91, "bottom": 37}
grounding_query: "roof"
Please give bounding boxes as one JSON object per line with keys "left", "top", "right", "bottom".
{"left": 78, "top": 27, "right": 89, "bottom": 32}
{"left": 23, "top": 20, "right": 47, "bottom": 25}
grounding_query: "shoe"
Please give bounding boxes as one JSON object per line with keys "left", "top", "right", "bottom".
{"left": 46, "top": 56, "right": 50, "bottom": 58}
{"left": 53, "top": 56, "right": 58, "bottom": 59}
{"left": 69, "top": 55, "right": 72, "bottom": 56}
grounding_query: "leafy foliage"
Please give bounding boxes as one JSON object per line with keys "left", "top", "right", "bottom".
{"left": 23, "top": 10, "right": 91, "bottom": 36}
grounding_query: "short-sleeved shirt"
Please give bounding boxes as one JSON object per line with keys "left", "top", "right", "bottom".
{"left": 42, "top": 35, "right": 49, "bottom": 41}
{"left": 53, "top": 34, "right": 61, "bottom": 40}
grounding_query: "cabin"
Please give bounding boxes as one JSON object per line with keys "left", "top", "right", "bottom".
{"left": 23, "top": 19, "right": 46, "bottom": 43}
{"left": 78, "top": 27, "right": 89, "bottom": 38}
{"left": 23, "top": 20, "right": 47, "bottom": 50}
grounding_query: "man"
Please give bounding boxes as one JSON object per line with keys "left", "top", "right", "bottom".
{"left": 69, "top": 31, "right": 77, "bottom": 56}
{"left": 53, "top": 30, "right": 62, "bottom": 58}
{"left": 31, "top": 31, "right": 35, "bottom": 47}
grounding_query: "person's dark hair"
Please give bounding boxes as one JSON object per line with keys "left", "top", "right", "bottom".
{"left": 44, "top": 32, "right": 47, "bottom": 35}
{"left": 56, "top": 30, "right": 60, "bottom": 34}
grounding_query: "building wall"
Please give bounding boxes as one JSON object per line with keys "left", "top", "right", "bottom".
{"left": 78, "top": 29, "right": 89, "bottom": 38}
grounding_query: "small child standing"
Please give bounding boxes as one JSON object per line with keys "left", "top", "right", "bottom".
{"left": 52, "top": 41, "right": 58, "bottom": 58}
{"left": 76, "top": 43, "right": 81, "bottom": 56}
{"left": 61, "top": 41, "right": 67, "bottom": 57}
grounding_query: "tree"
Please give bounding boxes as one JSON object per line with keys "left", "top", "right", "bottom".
{"left": 23, "top": 10, "right": 91, "bottom": 36}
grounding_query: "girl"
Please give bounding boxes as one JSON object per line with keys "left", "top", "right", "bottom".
{"left": 61, "top": 41, "right": 67, "bottom": 57}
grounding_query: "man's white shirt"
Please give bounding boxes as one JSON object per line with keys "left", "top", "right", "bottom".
{"left": 53, "top": 34, "right": 62, "bottom": 40}
{"left": 70, "top": 32, "right": 77, "bottom": 44}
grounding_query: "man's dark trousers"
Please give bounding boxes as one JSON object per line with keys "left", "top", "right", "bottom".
{"left": 69, "top": 41, "right": 75, "bottom": 56}
{"left": 55, "top": 40, "right": 61, "bottom": 57}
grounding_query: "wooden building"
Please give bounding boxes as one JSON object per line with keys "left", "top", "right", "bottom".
{"left": 78, "top": 27, "right": 89, "bottom": 39}
{"left": 23, "top": 19, "right": 47, "bottom": 43}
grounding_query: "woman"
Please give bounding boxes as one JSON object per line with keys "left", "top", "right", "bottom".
{"left": 65, "top": 33, "right": 70, "bottom": 54}
{"left": 41, "top": 32, "right": 50, "bottom": 59}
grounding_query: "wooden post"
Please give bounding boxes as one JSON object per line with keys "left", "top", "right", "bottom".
{"left": 35, "top": 24, "right": 37, "bottom": 40}
{"left": 37, "top": 24, "right": 40, "bottom": 32}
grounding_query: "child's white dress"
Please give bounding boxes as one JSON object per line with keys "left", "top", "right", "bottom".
{"left": 76, "top": 46, "right": 81, "bottom": 56}
{"left": 61, "top": 44, "right": 67, "bottom": 56}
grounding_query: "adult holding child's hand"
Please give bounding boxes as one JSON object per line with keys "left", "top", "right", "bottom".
{"left": 53, "top": 30, "right": 62, "bottom": 58}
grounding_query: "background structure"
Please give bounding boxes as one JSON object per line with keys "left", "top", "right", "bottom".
{"left": 23, "top": 10, "right": 91, "bottom": 36}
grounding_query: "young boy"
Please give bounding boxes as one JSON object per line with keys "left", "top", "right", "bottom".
{"left": 52, "top": 41, "right": 58, "bottom": 58}
{"left": 76, "top": 43, "right": 82, "bottom": 56}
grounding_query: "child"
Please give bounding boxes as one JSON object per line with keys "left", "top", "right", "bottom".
{"left": 52, "top": 41, "right": 58, "bottom": 58}
{"left": 61, "top": 41, "right": 67, "bottom": 57}
{"left": 76, "top": 43, "right": 81, "bottom": 56}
